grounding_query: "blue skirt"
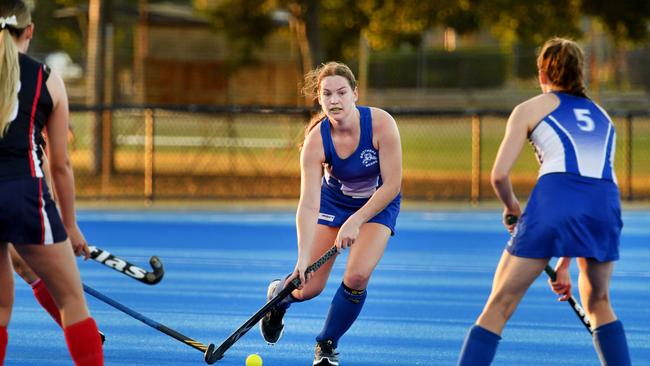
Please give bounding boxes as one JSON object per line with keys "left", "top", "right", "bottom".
{"left": 507, "top": 173, "right": 622, "bottom": 262}
{"left": 0, "top": 177, "right": 68, "bottom": 245}
{"left": 317, "top": 185, "right": 401, "bottom": 235}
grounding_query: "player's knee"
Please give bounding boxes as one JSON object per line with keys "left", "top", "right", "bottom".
{"left": 299, "top": 288, "right": 321, "bottom": 300}
{"left": 11, "top": 259, "right": 38, "bottom": 283}
{"left": 296, "top": 281, "right": 327, "bottom": 300}
{"left": 486, "top": 292, "right": 518, "bottom": 320}
{"left": 51, "top": 288, "right": 85, "bottom": 312}
{"left": 342, "top": 273, "right": 370, "bottom": 289}
{"left": 585, "top": 291, "right": 610, "bottom": 312}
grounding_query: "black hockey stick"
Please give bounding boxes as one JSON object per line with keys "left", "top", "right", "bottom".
{"left": 505, "top": 215, "right": 593, "bottom": 334}
{"left": 88, "top": 246, "right": 164, "bottom": 285}
{"left": 543, "top": 265, "right": 593, "bottom": 333}
{"left": 83, "top": 284, "right": 215, "bottom": 359}
{"left": 204, "top": 245, "right": 339, "bottom": 364}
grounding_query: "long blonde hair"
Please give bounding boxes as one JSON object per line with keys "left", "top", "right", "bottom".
{"left": 537, "top": 37, "right": 587, "bottom": 98}
{"left": 0, "top": 0, "right": 30, "bottom": 137}
{"left": 300, "top": 62, "right": 358, "bottom": 148}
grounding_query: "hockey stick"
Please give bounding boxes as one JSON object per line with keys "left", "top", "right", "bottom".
{"left": 505, "top": 215, "right": 593, "bottom": 334}
{"left": 204, "top": 245, "right": 339, "bottom": 364}
{"left": 83, "top": 284, "right": 215, "bottom": 359}
{"left": 88, "top": 246, "right": 164, "bottom": 285}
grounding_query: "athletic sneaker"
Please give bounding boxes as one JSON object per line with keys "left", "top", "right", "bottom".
{"left": 99, "top": 330, "right": 106, "bottom": 344}
{"left": 259, "top": 279, "right": 285, "bottom": 344}
{"left": 313, "top": 340, "right": 339, "bottom": 366}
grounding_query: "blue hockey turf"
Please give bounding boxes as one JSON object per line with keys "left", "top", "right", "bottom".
{"left": 6, "top": 210, "right": 650, "bottom": 365}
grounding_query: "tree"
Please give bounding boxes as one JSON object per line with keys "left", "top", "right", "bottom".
{"left": 582, "top": 0, "right": 650, "bottom": 43}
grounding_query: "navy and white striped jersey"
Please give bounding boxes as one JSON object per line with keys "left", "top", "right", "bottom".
{"left": 529, "top": 92, "right": 617, "bottom": 182}
{"left": 0, "top": 53, "right": 52, "bottom": 180}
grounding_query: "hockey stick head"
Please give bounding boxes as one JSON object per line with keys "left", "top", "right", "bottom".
{"left": 144, "top": 256, "right": 164, "bottom": 284}
{"left": 89, "top": 246, "right": 165, "bottom": 285}
{"left": 204, "top": 343, "right": 223, "bottom": 364}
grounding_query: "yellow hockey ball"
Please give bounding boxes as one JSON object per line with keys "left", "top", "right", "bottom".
{"left": 246, "top": 353, "right": 262, "bottom": 366}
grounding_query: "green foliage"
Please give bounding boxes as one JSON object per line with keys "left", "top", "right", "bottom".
{"left": 30, "top": 0, "right": 86, "bottom": 59}
{"left": 200, "top": 0, "right": 277, "bottom": 67}
{"left": 473, "top": 0, "right": 584, "bottom": 45}
{"left": 581, "top": 0, "right": 650, "bottom": 42}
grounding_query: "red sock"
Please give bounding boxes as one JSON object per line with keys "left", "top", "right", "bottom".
{"left": 31, "top": 279, "right": 63, "bottom": 327}
{"left": 64, "top": 318, "right": 104, "bottom": 366}
{"left": 0, "top": 326, "right": 7, "bottom": 366}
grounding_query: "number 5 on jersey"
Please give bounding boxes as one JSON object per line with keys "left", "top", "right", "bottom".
{"left": 573, "top": 108, "right": 595, "bottom": 132}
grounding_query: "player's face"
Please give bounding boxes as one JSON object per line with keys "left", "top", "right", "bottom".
{"left": 318, "top": 75, "right": 358, "bottom": 120}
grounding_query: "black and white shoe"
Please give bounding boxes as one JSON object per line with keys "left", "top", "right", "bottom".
{"left": 313, "top": 340, "right": 339, "bottom": 366}
{"left": 259, "top": 279, "right": 286, "bottom": 344}
{"left": 99, "top": 330, "right": 106, "bottom": 344}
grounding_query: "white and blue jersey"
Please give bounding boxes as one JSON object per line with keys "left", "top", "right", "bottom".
{"left": 529, "top": 92, "right": 616, "bottom": 181}
{"left": 508, "top": 92, "right": 622, "bottom": 261}
{"left": 317, "top": 106, "right": 401, "bottom": 234}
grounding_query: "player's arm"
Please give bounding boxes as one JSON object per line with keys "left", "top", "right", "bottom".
{"left": 337, "top": 108, "right": 402, "bottom": 248}
{"left": 491, "top": 103, "right": 530, "bottom": 229}
{"left": 44, "top": 70, "right": 89, "bottom": 259}
{"left": 294, "top": 126, "right": 325, "bottom": 285}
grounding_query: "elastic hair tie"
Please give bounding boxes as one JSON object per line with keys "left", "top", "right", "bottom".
{"left": 0, "top": 15, "right": 18, "bottom": 29}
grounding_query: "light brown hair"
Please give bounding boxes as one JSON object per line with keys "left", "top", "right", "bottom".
{"left": 0, "top": 0, "right": 31, "bottom": 136}
{"left": 300, "top": 62, "right": 357, "bottom": 148}
{"left": 537, "top": 37, "right": 587, "bottom": 98}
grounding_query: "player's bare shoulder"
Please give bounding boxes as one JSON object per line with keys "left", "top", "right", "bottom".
{"left": 369, "top": 107, "right": 398, "bottom": 134}
{"left": 368, "top": 107, "right": 399, "bottom": 149}
{"left": 511, "top": 93, "right": 560, "bottom": 130}
{"left": 368, "top": 107, "right": 396, "bottom": 125}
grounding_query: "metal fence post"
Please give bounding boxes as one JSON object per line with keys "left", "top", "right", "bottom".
{"left": 471, "top": 113, "right": 482, "bottom": 204}
{"left": 624, "top": 114, "right": 633, "bottom": 200}
{"left": 144, "top": 108, "right": 155, "bottom": 204}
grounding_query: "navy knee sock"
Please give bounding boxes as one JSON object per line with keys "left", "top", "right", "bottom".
{"left": 316, "top": 282, "right": 367, "bottom": 348}
{"left": 593, "top": 320, "right": 631, "bottom": 366}
{"left": 457, "top": 325, "right": 501, "bottom": 366}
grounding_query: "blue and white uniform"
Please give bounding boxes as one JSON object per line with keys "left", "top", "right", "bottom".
{"left": 0, "top": 53, "right": 67, "bottom": 246}
{"left": 317, "top": 106, "right": 401, "bottom": 234}
{"left": 508, "top": 92, "right": 622, "bottom": 261}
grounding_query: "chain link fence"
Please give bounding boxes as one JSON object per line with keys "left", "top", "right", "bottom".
{"left": 69, "top": 105, "right": 650, "bottom": 203}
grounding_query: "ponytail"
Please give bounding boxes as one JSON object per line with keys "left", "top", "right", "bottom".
{"left": 0, "top": 27, "right": 20, "bottom": 136}
{"left": 537, "top": 38, "right": 588, "bottom": 98}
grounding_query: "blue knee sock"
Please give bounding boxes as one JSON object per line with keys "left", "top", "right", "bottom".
{"left": 593, "top": 320, "right": 631, "bottom": 366}
{"left": 316, "top": 282, "right": 367, "bottom": 348}
{"left": 457, "top": 325, "right": 501, "bottom": 366}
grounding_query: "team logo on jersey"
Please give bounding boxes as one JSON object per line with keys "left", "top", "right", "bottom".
{"left": 360, "top": 149, "right": 378, "bottom": 167}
